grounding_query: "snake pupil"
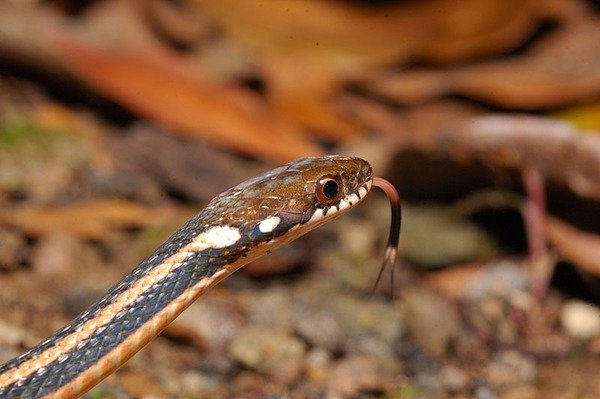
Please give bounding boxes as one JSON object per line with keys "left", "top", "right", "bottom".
{"left": 323, "top": 180, "right": 339, "bottom": 198}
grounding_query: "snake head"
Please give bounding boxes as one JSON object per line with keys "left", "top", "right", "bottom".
{"left": 208, "top": 155, "right": 373, "bottom": 250}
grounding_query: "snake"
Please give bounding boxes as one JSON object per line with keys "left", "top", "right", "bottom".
{"left": 0, "top": 155, "right": 401, "bottom": 398}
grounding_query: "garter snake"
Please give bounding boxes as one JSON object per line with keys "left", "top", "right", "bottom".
{"left": 0, "top": 155, "right": 401, "bottom": 398}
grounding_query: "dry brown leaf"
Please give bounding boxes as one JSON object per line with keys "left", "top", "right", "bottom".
{"left": 0, "top": 199, "right": 176, "bottom": 240}
{"left": 262, "top": 60, "right": 359, "bottom": 139}
{"left": 106, "top": 124, "right": 259, "bottom": 202}
{"left": 366, "top": 19, "right": 600, "bottom": 109}
{"left": 545, "top": 216, "right": 600, "bottom": 278}
{"left": 147, "top": 0, "right": 209, "bottom": 47}
{"left": 55, "top": 37, "right": 321, "bottom": 163}
{"left": 0, "top": 3, "right": 66, "bottom": 73}
{"left": 0, "top": 2, "right": 321, "bottom": 162}
{"left": 79, "top": 0, "right": 170, "bottom": 53}
{"left": 189, "top": 0, "right": 540, "bottom": 137}
{"left": 190, "top": 0, "right": 539, "bottom": 67}
{"left": 448, "top": 114, "right": 600, "bottom": 201}
{"left": 420, "top": 262, "right": 484, "bottom": 300}
{"left": 0, "top": 1, "right": 197, "bottom": 73}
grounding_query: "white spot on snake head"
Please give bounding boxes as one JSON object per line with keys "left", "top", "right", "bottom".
{"left": 190, "top": 226, "right": 241, "bottom": 251}
{"left": 258, "top": 216, "right": 281, "bottom": 233}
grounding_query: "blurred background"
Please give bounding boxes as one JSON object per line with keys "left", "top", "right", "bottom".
{"left": 1, "top": 0, "right": 600, "bottom": 397}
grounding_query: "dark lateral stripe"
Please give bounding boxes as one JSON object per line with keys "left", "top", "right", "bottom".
{"left": 0, "top": 215, "right": 207, "bottom": 389}
{"left": 0, "top": 246, "right": 234, "bottom": 399}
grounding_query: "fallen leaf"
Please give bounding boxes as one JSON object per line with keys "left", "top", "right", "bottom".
{"left": 147, "top": 0, "right": 210, "bottom": 48}
{"left": 55, "top": 38, "right": 321, "bottom": 163}
{"left": 106, "top": 124, "right": 260, "bottom": 202}
{"left": 189, "top": 0, "right": 540, "bottom": 136}
{"left": 365, "top": 19, "right": 600, "bottom": 109}
{"left": 0, "top": 199, "right": 176, "bottom": 240}
{"left": 420, "top": 262, "right": 484, "bottom": 300}
{"left": 545, "top": 216, "right": 600, "bottom": 278}
{"left": 0, "top": 2, "right": 321, "bottom": 162}
{"left": 448, "top": 114, "right": 600, "bottom": 201}
{"left": 190, "top": 0, "right": 540, "bottom": 67}
{"left": 554, "top": 102, "right": 600, "bottom": 131}
{"left": 0, "top": 3, "right": 66, "bottom": 74}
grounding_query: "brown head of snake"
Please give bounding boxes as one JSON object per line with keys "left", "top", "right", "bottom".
{"left": 0, "top": 155, "right": 401, "bottom": 398}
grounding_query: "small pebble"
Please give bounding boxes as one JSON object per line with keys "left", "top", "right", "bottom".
{"left": 465, "top": 261, "right": 529, "bottom": 301}
{"left": 475, "top": 385, "right": 499, "bottom": 399}
{"left": 402, "top": 287, "right": 461, "bottom": 357}
{"left": 484, "top": 350, "right": 536, "bottom": 391}
{"left": 560, "top": 300, "right": 600, "bottom": 340}
{"left": 292, "top": 298, "right": 343, "bottom": 351}
{"left": 248, "top": 286, "right": 294, "bottom": 331}
{"left": 305, "top": 347, "right": 332, "bottom": 383}
{"left": 228, "top": 325, "right": 306, "bottom": 383}
{"left": 117, "top": 369, "right": 169, "bottom": 398}
{"left": 439, "top": 365, "right": 469, "bottom": 393}
{"left": 326, "top": 355, "right": 399, "bottom": 396}
{"left": 180, "top": 370, "right": 217, "bottom": 397}
{"left": 167, "top": 295, "right": 244, "bottom": 353}
{"left": 292, "top": 287, "right": 403, "bottom": 356}
{"left": 499, "top": 386, "right": 538, "bottom": 399}
{"left": 463, "top": 262, "right": 533, "bottom": 346}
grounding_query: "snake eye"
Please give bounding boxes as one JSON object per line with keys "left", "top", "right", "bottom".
{"left": 316, "top": 175, "right": 343, "bottom": 206}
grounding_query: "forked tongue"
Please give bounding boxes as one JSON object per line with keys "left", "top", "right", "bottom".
{"left": 372, "top": 177, "right": 402, "bottom": 296}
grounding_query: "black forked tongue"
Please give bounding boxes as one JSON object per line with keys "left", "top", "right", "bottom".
{"left": 372, "top": 177, "right": 402, "bottom": 298}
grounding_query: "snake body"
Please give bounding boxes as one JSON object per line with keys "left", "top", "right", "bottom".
{"left": 0, "top": 156, "right": 376, "bottom": 398}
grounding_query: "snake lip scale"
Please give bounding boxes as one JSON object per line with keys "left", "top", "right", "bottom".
{"left": 0, "top": 155, "right": 401, "bottom": 398}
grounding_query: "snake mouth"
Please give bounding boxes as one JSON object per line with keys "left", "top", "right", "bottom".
{"left": 326, "top": 180, "right": 372, "bottom": 213}
{"left": 305, "top": 179, "right": 373, "bottom": 224}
